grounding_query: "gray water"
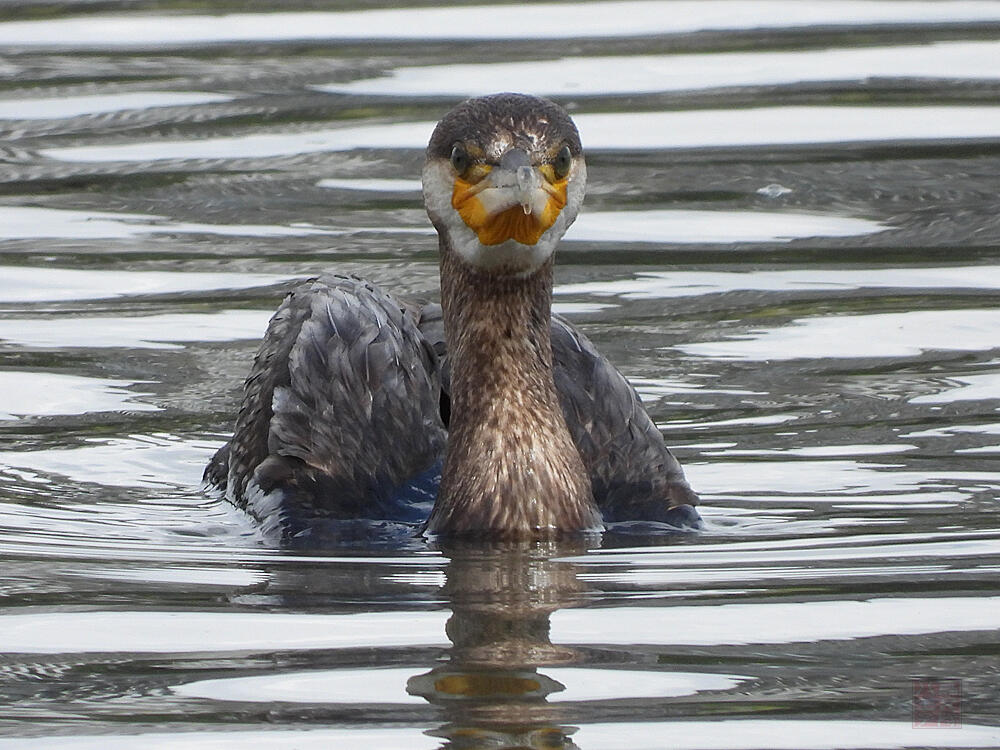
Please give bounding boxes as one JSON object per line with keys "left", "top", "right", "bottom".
{"left": 1, "top": 2, "right": 1000, "bottom": 747}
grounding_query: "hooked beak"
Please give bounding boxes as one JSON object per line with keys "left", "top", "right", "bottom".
{"left": 497, "top": 148, "right": 542, "bottom": 215}
{"left": 451, "top": 148, "right": 568, "bottom": 246}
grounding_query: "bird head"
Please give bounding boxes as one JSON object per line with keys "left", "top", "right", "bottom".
{"left": 423, "top": 93, "right": 586, "bottom": 276}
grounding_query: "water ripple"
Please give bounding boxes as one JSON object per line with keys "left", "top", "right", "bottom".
{"left": 1, "top": 2, "right": 998, "bottom": 742}
{"left": 4, "top": 1, "right": 1000, "bottom": 47}
{"left": 38, "top": 106, "right": 1000, "bottom": 163}
{"left": 324, "top": 40, "right": 1000, "bottom": 97}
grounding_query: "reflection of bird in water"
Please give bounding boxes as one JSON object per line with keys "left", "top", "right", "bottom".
{"left": 205, "top": 93, "right": 700, "bottom": 542}
{"left": 409, "top": 540, "right": 585, "bottom": 750}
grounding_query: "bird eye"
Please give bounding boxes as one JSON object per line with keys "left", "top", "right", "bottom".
{"left": 450, "top": 144, "right": 470, "bottom": 176}
{"left": 553, "top": 145, "right": 572, "bottom": 179}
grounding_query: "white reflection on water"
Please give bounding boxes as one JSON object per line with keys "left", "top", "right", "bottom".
{"left": 0, "top": 265, "right": 288, "bottom": 302}
{"left": 959, "top": 444, "right": 1000, "bottom": 454}
{"left": 678, "top": 309, "right": 1000, "bottom": 360}
{"left": 0, "top": 434, "right": 218, "bottom": 488}
{"left": 323, "top": 40, "right": 1000, "bottom": 97}
{"left": 2, "top": 596, "right": 997, "bottom": 654}
{"left": 910, "top": 372, "right": 1000, "bottom": 404}
{"left": 0, "top": 310, "right": 271, "bottom": 349}
{"left": 39, "top": 106, "right": 1000, "bottom": 162}
{"left": 557, "top": 266, "right": 1000, "bottom": 298}
{"left": 551, "top": 301, "right": 616, "bottom": 314}
{"left": 551, "top": 596, "right": 1000, "bottom": 645}
{"left": 684, "top": 459, "right": 996, "bottom": 499}
{"left": 575, "top": 719, "right": 1000, "bottom": 750}
{"left": 577, "top": 530, "right": 1000, "bottom": 565}
{"left": 0, "top": 610, "right": 450, "bottom": 654}
{"left": 905, "top": 421, "right": 1000, "bottom": 438}
{"left": 0, "top": 205, "right": 888, "bottom": 246}
{"left": 708, "top": 444, "right": 917, "bottom": 457}
{"left": 40, "top": 121, "right": 433, "bottom": 162}
{"left": 0, "top": 92, "right": 232, "bottom": 120}
{"left": 660, "top": 413, "right": 797, "bottom": 431}
{"left": 0, "top": 728, "right": 439, "bottom": 750}
{"left": 0, "top": 207, "right": 333, "bottom": 240}
{"left": 630, "top": 376, "right": 764, "bottom": 399}
{"left": 317, "top": 177, "right": 422, "bottom": 192}
{"left": 566, "top": 210, "right": 886, "bottom": 243}
{"left": 3, "top": 1, "right": 1000, "bottom": 46}
{"left": 174, "top": 667, "right": 424, "bottom": 705}
{"left": 172, "top": 666, "right": 742, "bottom": 704}
{"left": 0, "top": 372, "right": 157, "bottom": 419}
{"left": 70, "top": 566, "right": 268, "bottom": 587}
{"left": 1, "top": 721, "right": 996, "bottom": 750}
{"left": 580, "top": 561, "right": 977, "bottom": 587}
{"left": 0, "top": 302, "right": 604, "bottom": 351}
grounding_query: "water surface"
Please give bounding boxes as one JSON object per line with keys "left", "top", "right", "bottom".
{"left": 1, "top": 1, "right": 999, "bottom": 747}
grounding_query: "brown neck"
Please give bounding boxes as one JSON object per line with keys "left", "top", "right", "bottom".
{"left": 425, "top": 242, "right": 600, "bottom": 537}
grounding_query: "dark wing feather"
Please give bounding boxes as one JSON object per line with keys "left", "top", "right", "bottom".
{"left": 206, "top": 276, "right": 446, "bottom": 540}
{"left": 548, "top": 315, "right": 698, "bottom": 521}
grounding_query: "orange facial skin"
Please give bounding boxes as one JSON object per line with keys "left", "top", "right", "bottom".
{"left": 452, "top": 164, "right": 568, "bottom": 246}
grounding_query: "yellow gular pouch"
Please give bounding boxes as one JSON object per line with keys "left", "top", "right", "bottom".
{"left": 452, "top": 164, "right": 568, "bottom": 246}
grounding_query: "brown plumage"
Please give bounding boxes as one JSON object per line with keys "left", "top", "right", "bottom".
{"left": 204, "top": 93, "right": 699, "bottom": 543}
{"left": 427, "top": 251, "right": 600, "bottom": 535}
